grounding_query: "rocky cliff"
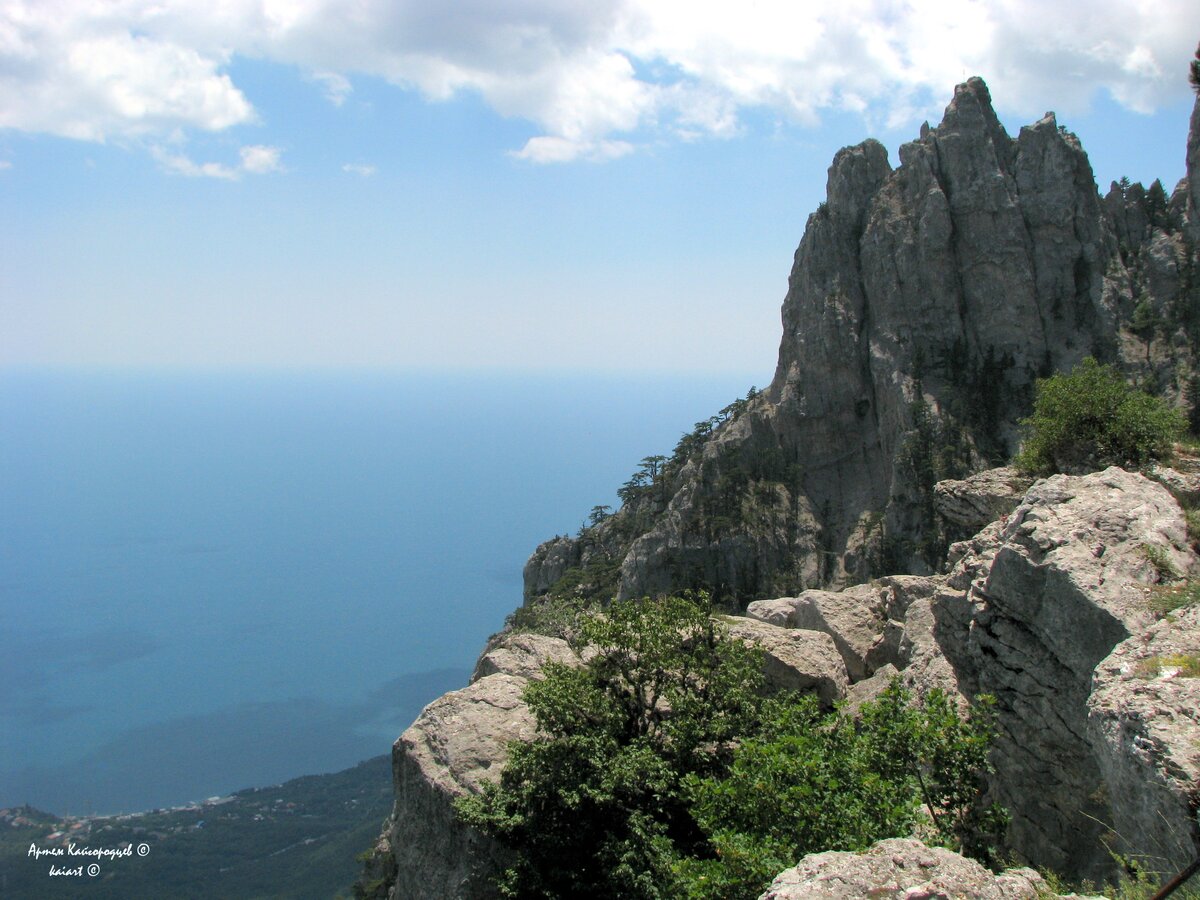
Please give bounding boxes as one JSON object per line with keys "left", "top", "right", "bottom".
{"left": 524, "top": 77, "right": 1200, "bottom": 608}
{"left": 360, "top": 77, "right": 1200, "bottom": 898}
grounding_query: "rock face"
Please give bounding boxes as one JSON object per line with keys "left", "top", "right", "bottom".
{"left": 758, "top": 837, "right": 1048, "bottom": 900}
{"left": 369, "top": 82, "right": 1200, "bottom": 897}
{"left": 934, "top": 467, "right": 1034, "bottom": 539}
{"left": 379, "top": 635, "right": 579, "bottom": 900}
{"left": 1088, "top": 603, "right": 1200, "bottom": 870}
{"left": 745, "top": 468, "right": 1200, "bottom": 881}
{"left": 932, "top": 468, "right": 1194, "bottom": 879}
{"left": 523, "top": 81, "right": 1200, "bottom": 609}
{"left": 386, "top": 675, "right": 534, "bottom": 900}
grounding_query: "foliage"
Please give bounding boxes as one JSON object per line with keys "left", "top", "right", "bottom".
{"left": 1015, "top": 357, "right": 1185, "bottom": 475}
{"left": 1191, "top": 40, "right": 1200, "bottom": 95}
{"left": 1, "top": 757, "right": 395, "bottom": 900}
{"left": 1140, "top": 542, "right": 1180, "bottom": 581}
{"left": 506, "top": 590, "right": 603, "bottom": 640}
{"left": 1133, "top": 653, "right": 1200, "bottom": 679}
{"left": 1147, "top": 580, "right": 1200, "bottom": 616}
{"left": 678, "top": 684, "right": 1008, "bottom": 899}
{"left": 460, "top": 597, "right": 1007, "bottom": 900}
{"left": 457, "top": 595, "right": 768, "bottom": 899}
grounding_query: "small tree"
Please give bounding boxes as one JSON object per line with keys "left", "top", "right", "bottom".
{"left": 456, "top": 595, "right": 768, "bottom": 899}
{"left": 1015, "top": 357, "right": 1185, "bottom": 475}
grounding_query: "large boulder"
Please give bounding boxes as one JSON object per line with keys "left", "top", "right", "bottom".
{"left": 934, "top": 466, "right": 1034, "bottom": 538}
{"left": 758, "top": 838, "right": 1048, "bottom": 899}
{"left": 385, "top": 632, "right": 583, "bottom": 899}
{"left": 470, "top": 632, "right": 580, "bottom": 682}
{"left": 720, "top": 616, "right": 848, "bottom": 706}
{"left": 746, "top": 576, "right": 940, "bottom": 681}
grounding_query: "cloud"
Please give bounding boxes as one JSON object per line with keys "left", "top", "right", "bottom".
{"left": 152, "top": 143, "right": 284, "bottom": 179}
{"left": 239, "top": 143, "right": 283, "bottom": 174}
{"left": 309, "top": 70, "right": 352, "bottom": 106}
{"left": 1, "top": 0, "right": 1197, "bottom": 161}
{"left": 342, "top": 162, "right": 377, "bottom": 176}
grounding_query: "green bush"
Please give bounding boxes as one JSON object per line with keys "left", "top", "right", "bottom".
{"left": 1015, "top": 357, "right": 1185, "bottom": 475}
{"left": 678, "top": 684, "right": 1007, "bottom": 899}
{"left": 458, "top": 596, "right": 1006, "bottom": 900}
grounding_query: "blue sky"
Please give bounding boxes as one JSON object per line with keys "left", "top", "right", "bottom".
{"left": 2, "top": 1, "right": 1199, "bottom": 373}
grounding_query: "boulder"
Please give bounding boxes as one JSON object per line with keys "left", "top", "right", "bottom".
{"left": 935, "top": 468, "right": 1196, "bottom": 880}
{"left": 758, "top": 837, "right": 1048, "bottom": 899}
{"left": 721, "top": 616, "right": 848, "bottom": 706}
{"left": 747, "top": 576, "right": 939, "bottom": 682}
{"left": 386, "top": 674, "right": 536, "bottom": 899}
{"left": 470, "top": 632, "right": 580, "bottom": 682}
{"left": 934, "top": 466, "right": 1034, "bottom": 538}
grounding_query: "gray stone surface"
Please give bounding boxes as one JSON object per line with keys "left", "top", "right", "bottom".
{"left": 524, "top": 76, "right": 1198, "bottom": 607}
{"left": 1088, "top": 604, "right": 1200, "bottom": 873}
{"left": 720, "top": 616, "right": 848, "bottom": 706}
{"left": 469, "top": 632, "right": 580, "bottom": 683}
{"left": 386, "top": 674, "right": 536, "bottom": 899}
{"left": 935, "top": 467, "right": 1034, "bottom": 538}
{"left": 758, "top": 838, "right": 1047, "bottom": 899}
{"left": 934, "top": 468, "right": 1196, "bottom": 880}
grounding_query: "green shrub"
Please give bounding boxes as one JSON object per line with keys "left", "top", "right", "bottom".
{"left": 458, "top": 596, "right": 1006, "bottom": 900}
{"left": 678, "top": 684, "right": 1007, "bottom": 899}
{"left": 1015, "top": 357, "right": 1185, "bottom": 475}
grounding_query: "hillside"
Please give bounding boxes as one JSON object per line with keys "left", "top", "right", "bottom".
{"left": 2, "top": 756, "right": 391, "bottom": 899}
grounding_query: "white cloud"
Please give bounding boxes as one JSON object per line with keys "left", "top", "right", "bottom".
{"left": 342, "top": 163, "right": 377, "bottom": 176}
{"left": 2, "top": 0, "right": 1198, "bottom": 161}
{"left": 239, "top": 144, "right": 283, "bottom": 174}
{"left": 308, "top": 71, "right": 352, "bottom": 106}
{"left": 513, "top": 136, "right": 633, "bottom": 164}
{"left": 153, "top": 143, "right": 284, "bottom": 180}
{"left": 0, "top": 160, "right": 11, "bottom": 170}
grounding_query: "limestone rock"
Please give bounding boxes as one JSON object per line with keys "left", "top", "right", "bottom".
{"left": 720, "top": 616, "right": 848, "bottom": 706}
{"left": 386, "top": 674, "right": 536, "bottom": 899}
{"left": 747, "top": 576, "right": 940, "bottom": 682}
{"left": 745, "top": 596, "right": 800, "bottom": 628}
{"left": 758, "top": 838, "right": 1048, "bottom": 899}
{"left": 525, "top": 75, "right": 1197, "bottom": 610}
{"left": 470, "top": 632, "right": 580, "bottom": 683}
{"left": 935, "top": 468, "right": 1196, "bottom": 880}
{"left": 934, "top": 467, "right": 1034, "bottom": 538}
{"left": 1088, "top": 603, "right": 1200, "bottom": 873}
{"left": 1186, "top": 94, "right": 1200, "bottom": 240}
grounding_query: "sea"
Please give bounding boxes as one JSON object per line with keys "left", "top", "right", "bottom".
{"left": 0, "top": 368, "right": 764, "bottom": 815}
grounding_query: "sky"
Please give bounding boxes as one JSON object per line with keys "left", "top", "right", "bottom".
{"left": 2, "top": 1, "right": 1199, "bottom": 374}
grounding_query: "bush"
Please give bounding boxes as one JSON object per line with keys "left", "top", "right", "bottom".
{"left": 678, "top": 684, "right": 1007, "bottom": 899}
{"left": 457, "top": 595, "right": 768, "bottom": 899}
{"left": 458, "top": 596, "right": 1006, "bottom": 900}
{"left": 1015, "top": 358, "right": 1185, "bottom": 475}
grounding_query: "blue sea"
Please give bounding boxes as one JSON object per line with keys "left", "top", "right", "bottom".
{"left": 0, "top": 368, "right": 763, "bottom": 815}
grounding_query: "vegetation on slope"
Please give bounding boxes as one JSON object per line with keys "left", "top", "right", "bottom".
{"left": 1015, "top": 357, "right": 1186, "bottom": 475}
{"left": 458, "top": 595, "right": 1005, "bottom": 900}
{"left": 1, "top": 756, "right": 393, "bottom": 900}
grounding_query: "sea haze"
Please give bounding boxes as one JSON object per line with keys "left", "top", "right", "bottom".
{"left": 0, "top": 368, "right": 765, "bottom": 814}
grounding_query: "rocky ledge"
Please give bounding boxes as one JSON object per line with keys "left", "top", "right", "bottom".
{"left": 365, "top": 465, "right": 1200, "bottom": 895}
